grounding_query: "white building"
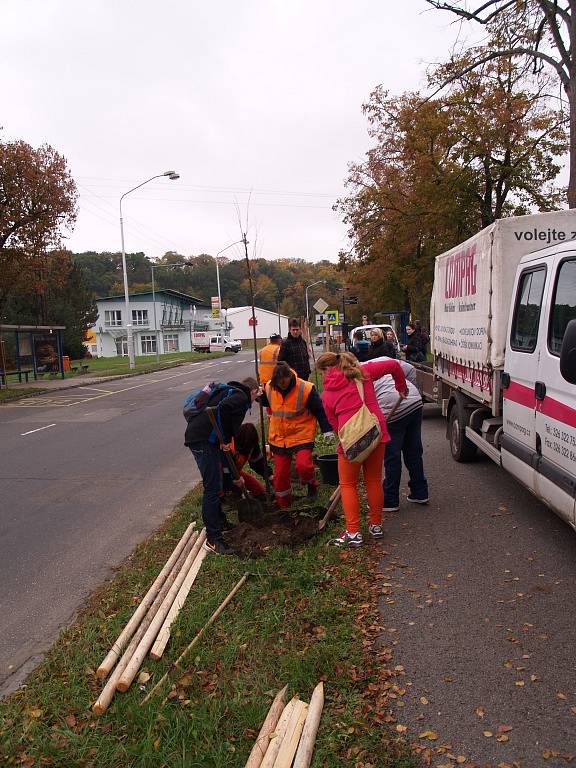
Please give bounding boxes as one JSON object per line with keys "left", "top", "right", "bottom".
{"left": 95, "top": 290, "right": 212, "bottom": 357}
{"left": 225, "top": 306, "right": 289, "bottom": 342}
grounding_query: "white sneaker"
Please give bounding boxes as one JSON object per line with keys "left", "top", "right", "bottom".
{"left": 383, "top": 505, "right": 399, "bottom": 512}
{"left": 368, "top": 524, "right": 384, "bottom": 538}
{"left": 332, "top": 530, "right": 363, "bottom": 548}
{"left": 407, "top": 495, "right": 429, "bottom": 505}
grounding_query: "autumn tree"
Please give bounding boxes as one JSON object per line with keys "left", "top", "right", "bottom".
{"left": 0, "top": 138, "right": 78, "bottom": 319}
{"left": 337, "top": 54, "right": 566, "bottom": 318}
{"left": 426, "top": 0, "right": 576, "bottom": 205}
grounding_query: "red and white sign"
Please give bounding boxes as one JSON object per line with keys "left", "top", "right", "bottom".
{"left": 248, "top": 316, "right": 258, "bottom": 327}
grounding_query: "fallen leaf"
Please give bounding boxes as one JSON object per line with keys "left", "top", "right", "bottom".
{"left": 497, "top": 724, "right": 513, "bottom": 733}
{"left": 456, "top": 757, "right": 467, "bottom": 764}
{"left": 396, "top": 724, "right": 407, "bottom": 733}
{"left": 28, "top": 708, "right": 43, "bottom": 719}
{"left": 496, "top": 734, "right": 510, "bottom": 742}
{"left": 418, "top": 730, "right": 438, "bottom": 740}
{"left": 483, "top": 730, "right": 493, "bottom": 738}
{"left": 64, "top": 714, "right": 76, "bottom": 728}
{"left": 515, "top": 680, "right": 525, "bottom": 687}
{"left": 138, "top": 671, "right": 151, "bottom": 684}
{"left": 420, "top": 696, "right": 429, "bottom": 705}
{"left": 153, "top": 737, "right": 161, "bottom": 750}
{"left": 557, "top": 692, "right": 567, "bottom": 700}
{"left": 475, "top": 707, "right": 486, "bottom": 718}
{"left": 531, "top": 674, "right": 539, "bottom": 682}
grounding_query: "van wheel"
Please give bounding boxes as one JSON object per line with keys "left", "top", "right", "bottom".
{"left": 449, "top": 401, "right": 477, "bottom": 462}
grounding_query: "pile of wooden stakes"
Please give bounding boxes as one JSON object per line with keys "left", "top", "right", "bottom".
{"left": 245, "top": 682, "right": 324, "bottom": 768}
{"left": 92, "top": 523, "right": 207, "bottom": 715}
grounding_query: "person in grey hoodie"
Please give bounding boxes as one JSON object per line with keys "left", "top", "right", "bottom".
{"left": 372, "top": 357, "right": 429, "bottom": 512}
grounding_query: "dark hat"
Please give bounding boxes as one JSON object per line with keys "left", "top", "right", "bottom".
{"left": 269, "top": 333, "right": 282, "bottom": 342}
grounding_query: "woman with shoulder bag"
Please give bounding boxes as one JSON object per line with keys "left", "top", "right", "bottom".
{"left": 316, "top": 351, "right": 407, "bottom": 547}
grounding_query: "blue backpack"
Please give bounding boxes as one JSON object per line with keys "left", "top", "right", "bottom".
{"left": 183, "top": 382, "right": 234, "bottom": 422}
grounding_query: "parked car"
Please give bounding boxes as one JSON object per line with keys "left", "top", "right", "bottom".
{"left": 315, "top": 332, "right": 326, "bottom": 346}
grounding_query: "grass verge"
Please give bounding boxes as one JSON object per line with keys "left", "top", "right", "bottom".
{"left": 66, "top": 350, "right": 235, "bottom": 379}
{"left": 0, "top": 486, "right": 415, "bottom": 768}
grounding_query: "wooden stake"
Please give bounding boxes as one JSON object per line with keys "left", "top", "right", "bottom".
{"left": 244, "top": 685, "right": 288, "bottom": 768}
{"left": 96, "top": 522, "right": 196, "bottom": 679}
{"left": 259, "top": 699, "right": 297, "bottom": 768}
{"left": 141, "top": 572, "right": 249, "bottom": 705}
{"left": 292, "top": 682, "right": 324, "bottom": 768}
{"left": 116, "top": 530, "right": 207, "bottom": 692}
{"left": 91, "top": 530, "right": 202, "bottom": 715}
{"left": 272, "top": 699, "right": 308, "bottom": 768}
{"left": 149, "top": 545, "right": 208, "bottom": 660}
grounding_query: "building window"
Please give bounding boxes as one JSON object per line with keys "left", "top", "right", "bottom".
{"left": 115, "top": 338, "right": 128, "bottom": 357}
{"left": 105, "top": 310, "right": 122, "bottom": 327}
{"left": 141, "top": 335, "right": 157, "bottom": 354}
{"left": 549, "top": 258, "right": 576, "bottom": 356}
{"left": 132, "top": 309, "right": 148, "bottom": 326}
{"left": 164, "top": 334, "right": 179, "bottom": 352}
{"left": 510, "top": 268, "right": 546, "bottom": 353}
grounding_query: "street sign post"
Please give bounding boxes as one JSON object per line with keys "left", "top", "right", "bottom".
{"left": 315, "top": 313, "right": 325, "bottom": 326}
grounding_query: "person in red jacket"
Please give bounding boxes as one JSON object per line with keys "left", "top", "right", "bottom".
{"left": 316, "top": 351, "right": 407, "bottom": 547}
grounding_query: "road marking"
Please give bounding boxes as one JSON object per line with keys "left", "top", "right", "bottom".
{"left": 21, "top": 424, "right": 56, "bottom": 436}
{"left": 80, "top": 387, "right": 112, "bottom": 393}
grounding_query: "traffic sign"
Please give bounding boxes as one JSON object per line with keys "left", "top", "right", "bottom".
{"left": 326, "top": 310, "right": 339, "bottom": 325}
{"left": 315, "top": 313, "right": 325, "bottom": 326}
{"left": 313, "top": 297, "right": 329, "bottom": 314}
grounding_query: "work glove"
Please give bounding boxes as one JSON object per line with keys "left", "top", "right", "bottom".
{"left": 323, "top": 431, "right": 335, "bottom": 439}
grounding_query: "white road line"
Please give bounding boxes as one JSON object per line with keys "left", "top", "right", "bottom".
{"left": 80, "top": 387, "right": 112, "bottom": 393}
{"left": 21, "top": 424, "right": 56, "bottom": 436}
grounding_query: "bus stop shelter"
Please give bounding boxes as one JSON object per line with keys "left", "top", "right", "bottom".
{"left": 0, "top": 324, "right": 66, "bottom": 388}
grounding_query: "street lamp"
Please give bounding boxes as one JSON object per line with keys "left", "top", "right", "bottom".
{"left": 150, "top": 262, "right": 187, "bottom": 363}
{"left": 305, "top": 279, "right": 326, "bottom": 346}
{"left": 119, "top": 170, "right": 179, "bottom": 368}
{"left": 214, "top": 240, "right": 244, "bottom": 328}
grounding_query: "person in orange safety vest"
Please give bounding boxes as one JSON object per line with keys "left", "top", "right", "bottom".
{"left": 260, "top": 361, "right": 333, "bottom": 508}
{"left": 258, "top": 333, "right": 282, "bottom": 384}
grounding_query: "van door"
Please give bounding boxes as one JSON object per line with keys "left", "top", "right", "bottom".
{"left": 534, "top": 254, "right": 576, "bottom": 527}
{"left": 501, "top": 263, "right": 548, "bottom": 495}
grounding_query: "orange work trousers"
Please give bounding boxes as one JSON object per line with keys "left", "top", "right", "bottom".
{"left": 337, "top": 443, "right": 385, "bottom": 534}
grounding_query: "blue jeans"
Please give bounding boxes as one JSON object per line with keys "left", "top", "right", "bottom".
{"left": 188, "top": 441, "right": 225, "bottom": 543}
{"left": 383, "top": 407, "right": 428, "bottom": 508}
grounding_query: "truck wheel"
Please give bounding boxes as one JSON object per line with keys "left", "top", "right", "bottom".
{"left": 449, "top": 401, "right": 477, "bottom": 462}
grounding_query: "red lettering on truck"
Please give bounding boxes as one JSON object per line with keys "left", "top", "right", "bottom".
{"left": 444, "top": 245, "right": 478, "bottom": 299}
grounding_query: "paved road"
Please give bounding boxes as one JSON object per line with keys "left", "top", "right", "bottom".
{"left": 381, "top": 407, "right": 576, "bottom": 766}
{"left": 0, "top": 352, "right": 257, "bottom": 695}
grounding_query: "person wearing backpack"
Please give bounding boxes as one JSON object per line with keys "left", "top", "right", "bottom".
{"left": 260, "top": 362, "right": 333, "bottom": 508}
{"left": 184, "top": 377, "right": 260, "bottom": 555}
{"left": 316, "top": 351, "right": 407, "bottom": 547}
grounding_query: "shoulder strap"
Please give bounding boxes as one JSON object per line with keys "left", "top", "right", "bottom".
{"left": 355, "top": 379, "right": 365, "bottom": 403}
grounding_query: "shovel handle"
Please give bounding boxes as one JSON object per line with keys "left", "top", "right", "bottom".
{"left": 206, "top": 408, "right": 242, "bottom": 482}
{"left": 318, "top": 486, "right": 341, "bottom": 531}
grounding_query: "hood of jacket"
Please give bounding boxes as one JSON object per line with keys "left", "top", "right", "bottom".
{"left": 322, "top": 366, "right": 354, "bottom": 393}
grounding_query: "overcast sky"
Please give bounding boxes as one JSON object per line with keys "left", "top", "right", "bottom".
{"left": 2, "top": 1, "right": 465, "bottom": 264}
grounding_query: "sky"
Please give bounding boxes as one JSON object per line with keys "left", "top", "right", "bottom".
{"left": 1, "top": 0, "right": 466, "bottom": 264}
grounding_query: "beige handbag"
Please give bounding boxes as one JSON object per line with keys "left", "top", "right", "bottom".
{"left": 337, "top": 380, "right": 382, "bottom": 463}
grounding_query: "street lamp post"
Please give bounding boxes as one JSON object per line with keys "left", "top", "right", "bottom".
{"left": 305, "top": 279, "right": 326, "bottom": 347}
{"left": 119, "top": 170, "right": 179, "bottom": 369}
{"left": 150, "top": 262, "right": 187, "bottom": 363}
{"left": 214, "top": 240, "right": 244, "bottom": 329}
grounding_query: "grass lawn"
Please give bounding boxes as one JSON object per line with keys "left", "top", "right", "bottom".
{"left": 0, "top": 484, "right": 416, "bottom": 768}
{"left": 66, "top": 350, "right": 237, "bottom": 379}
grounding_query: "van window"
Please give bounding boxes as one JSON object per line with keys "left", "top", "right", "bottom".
{"left": 549, "top": 258, "right": 576, "bottom": 356}
{"left": 510, "top": 268, "right": 546, "bottom": 353}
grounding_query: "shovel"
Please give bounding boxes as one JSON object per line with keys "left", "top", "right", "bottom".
{"left": 318, "top": 486, "right": 342, "bottom": 531}
{"left": 206, "top": 408, "right": 265, "bottom": 521}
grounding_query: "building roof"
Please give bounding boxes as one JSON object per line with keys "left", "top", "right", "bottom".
{"left": 96, "top": 289, "right": 209, "bottom": 307}
{"left": 225, "top": 306, "right": 288, "bottom": 318}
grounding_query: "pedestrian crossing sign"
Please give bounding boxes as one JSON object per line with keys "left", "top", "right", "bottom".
{"left": 326, "top": 310, "right": 339, "bottom": 325}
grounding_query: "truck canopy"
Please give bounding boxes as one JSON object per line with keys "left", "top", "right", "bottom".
{"left": 431, "top": 210, "right": 576, "bottom": 369}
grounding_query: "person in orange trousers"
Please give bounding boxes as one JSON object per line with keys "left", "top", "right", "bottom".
{"left": 316, "top": 351, "right": 407, "bottom": 547}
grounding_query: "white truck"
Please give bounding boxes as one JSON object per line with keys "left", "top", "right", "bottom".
{"left": 417, "top": 210, "right": 576, "bottom": 530}
{"left": 192, "top": 332, "right": 242, "bottom": 353}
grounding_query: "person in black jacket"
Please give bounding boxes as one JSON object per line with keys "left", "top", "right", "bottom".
{"left": 277, "top": 317, "right": 311, "bottom": 380}
{"left": 366, "top": 327, "right": 397, "bottom": 359}
{"left": 185, "top": 377, "right": 260, "bottom": 554}
{"left": 402, "top": 323, "right": 426, "bottom": 363}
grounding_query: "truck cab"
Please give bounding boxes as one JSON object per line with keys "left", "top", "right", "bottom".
{"left": 209, "top": 334, "right": 242, "bottom": 353}
{"left": 501, "top": 244, "right": 576, "bottom": 527}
